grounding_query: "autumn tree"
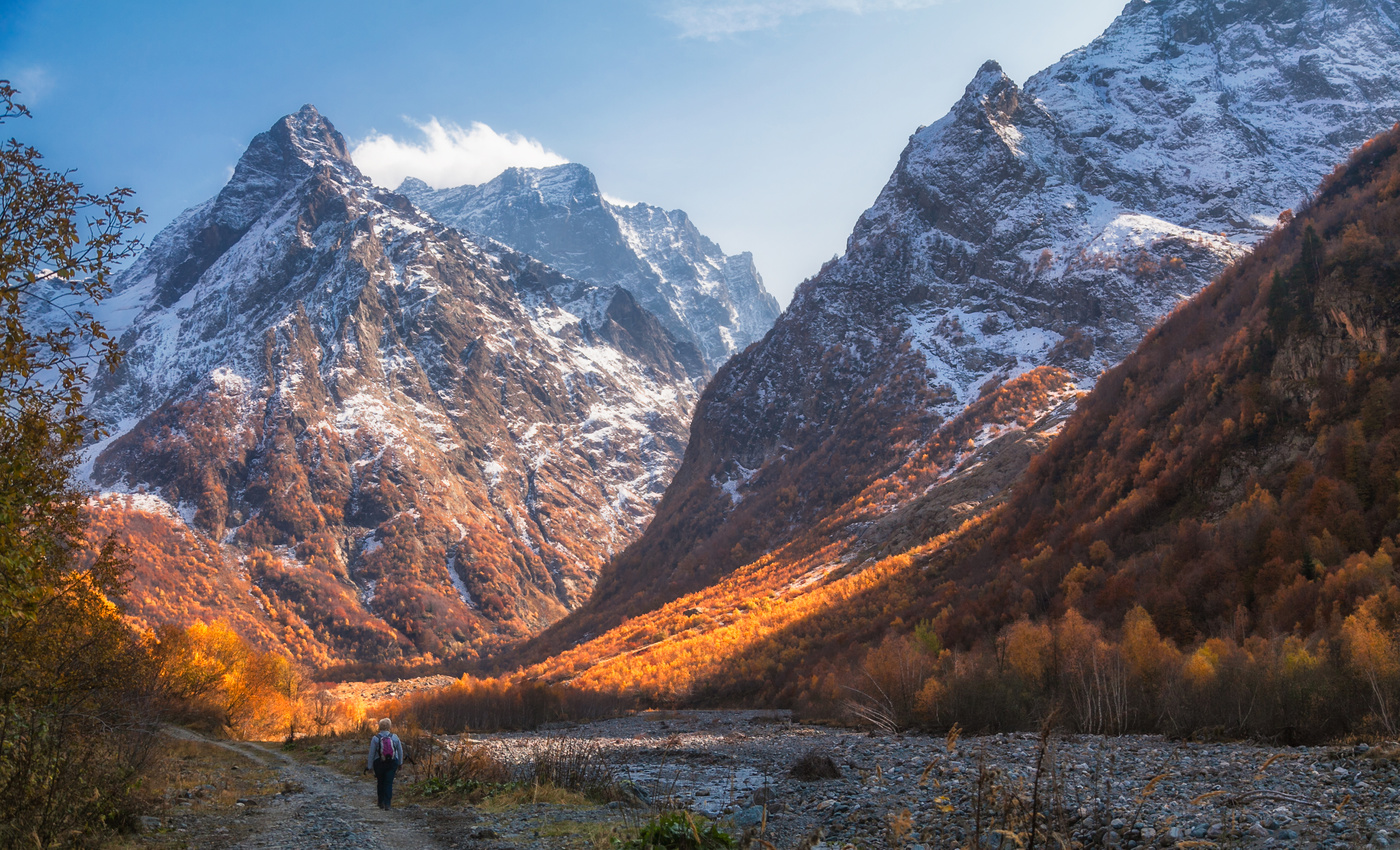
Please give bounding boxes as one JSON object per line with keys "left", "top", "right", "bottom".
{"left": 0, "top": 80, "right": 152, "bottom": 848}
{"left": 1342, "top": 601, "right": 1399, "bottom": 735}
{"left": 845, "top": 633, "right": 935, "bottom": 732}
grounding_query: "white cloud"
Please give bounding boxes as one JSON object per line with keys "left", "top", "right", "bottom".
{"left": 662, "top": 0, "right": 946, "bottom": 37}
{"left": 351, "top": 118, "right": 567, "bottom": 191}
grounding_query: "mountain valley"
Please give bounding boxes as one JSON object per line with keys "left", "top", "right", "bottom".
{"left": 523, "top": 0, "right": 1400, "bottom": 671}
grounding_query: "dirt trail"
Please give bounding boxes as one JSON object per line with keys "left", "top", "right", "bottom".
{"left": 165, "top": 729, "right": 445, "bottom": 850}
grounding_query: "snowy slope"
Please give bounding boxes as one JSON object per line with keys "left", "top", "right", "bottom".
{"left": 81, "top": 106, "right": 701, "bottom": 661}
{"left": 399, "top": 163, "right": 780, "bottom": 371}
{"left": 840, "top": 0, "right": 1400, "bottom": 409}
{"left": 555, "top": 0, "right": 1400, "bottom": 635}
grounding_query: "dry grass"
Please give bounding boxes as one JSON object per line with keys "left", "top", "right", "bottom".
{"left": 150, "top": 739, "right": 280, "bottom": 807}
{"left": 107, "top": 737, "right": 282, "bottom": 848}
{"left": 536, "top": 819, "right": 634, "bottom": 849}
{"left": 480, "top": 784, "right": 595, "bottom": 810}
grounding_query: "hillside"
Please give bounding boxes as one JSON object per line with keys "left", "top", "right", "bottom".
{"left": 937, "top": 123, "right": 1400, "bottom": 646}
{"left": 518, "top": 121, "right": 1400, "bottom": 731}
{"left": 522, "top": 0, "right": 1400, "bottom": 659}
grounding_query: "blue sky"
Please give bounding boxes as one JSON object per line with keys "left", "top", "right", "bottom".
{"left": 1, "top": 0, "right": 1126, "bottom": 306}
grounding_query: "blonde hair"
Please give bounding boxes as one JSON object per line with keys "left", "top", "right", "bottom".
{"left": 378, "top": 718, "right": 392, "bottom": 732}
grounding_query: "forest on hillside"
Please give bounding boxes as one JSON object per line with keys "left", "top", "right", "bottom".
{"left": 509, "top": 125, "right": 1400, "bottom": 743}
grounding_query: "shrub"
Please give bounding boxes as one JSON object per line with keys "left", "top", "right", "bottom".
{"left": 788, "top": 750, "right": 841, "bottom": 781}
{"left": 843, "top": 634, "right": 934, "bottom": 732}
{"left": 410, "top": 737, "right": 512, "bottom": 798}
{"left": 523, "top": 735, "right": 617, "bottom": 800}
{"left": 621, "top": 811, "right": 734, "bottom": 850}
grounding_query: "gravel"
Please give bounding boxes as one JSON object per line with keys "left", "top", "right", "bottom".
{"left": 475, "top": 710, "right": 1400, "bottom": 848}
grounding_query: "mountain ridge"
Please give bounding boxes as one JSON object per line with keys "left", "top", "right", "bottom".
{"left": 399, "top": 163, "right": 780, "bottom": 372}
{"left": 516, "top": 119, "right": 1400, "bottom": 716}
{"left": 78, "top": 105, "right": 706, "bottom": 664}
{"left": 520, "top": 0, "right": 1400, "bottom": 667}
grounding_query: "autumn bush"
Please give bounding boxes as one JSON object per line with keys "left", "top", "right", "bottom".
{"left": 0, "top": 558, "right": 162, "bottom": 847}
{"left": 394, "top": 675, "right": 634, "bottom": 733}
{"left": 151, "top": 621, "right": 311, "bottom": 739}
{"left": 844, "top": 633, "right": 934, "bottom": 732}
{"left": 820, "top": 603, "right": 1393, "bottom": 743}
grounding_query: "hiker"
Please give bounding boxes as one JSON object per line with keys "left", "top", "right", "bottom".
{"left": 366, "top": 718, "right": 404, "bottom": 809}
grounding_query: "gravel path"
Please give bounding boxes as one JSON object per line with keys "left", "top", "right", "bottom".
{"left": 228, "top": 741, "right": 447, "bottom": 850}
{"left": 155, "top": 728, "right": 448, "bottom": 850}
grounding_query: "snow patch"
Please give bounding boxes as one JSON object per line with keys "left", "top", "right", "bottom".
{"left": 713, "top": 462, "right": 757, "bottom": 505}
{"left": 446, "top": 554, "right": 478, "bottom": 608}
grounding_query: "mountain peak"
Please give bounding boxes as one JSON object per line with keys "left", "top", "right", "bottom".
{"left": 86, "top": 109, "right": 707, "bottom": 664}
{"left": 534, "top": 0, "right": 1400, "bottom": 657}
{"left": 496, "top": 161, "right": 598, "bottom": 206}
{"left": 974, "top": 58, "right": 1005, "bottom": 78}
{"left": 275, "top": 103, "right": 353, "bottom": 169}
{"left": 407, "top": 160, "right": 780, "bottom": 370}
{"left": 396, "top": 176, "right": 433, "bottom": 195}
{"left": 965, "top": 59, "right": 1014, "bottom": 98}
{"left": 212, "top": 107, "right": 359, "bottom": 233}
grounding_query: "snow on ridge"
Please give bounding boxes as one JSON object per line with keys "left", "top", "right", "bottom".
{"left": 403, "top": 162, "right": 780, "bottom": 371}
{"left": 76, "top": 105, "right": 705, "bottom": 635}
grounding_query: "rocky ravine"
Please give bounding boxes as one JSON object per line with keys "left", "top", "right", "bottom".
{"left": 80, "top": 106, "right": 704, "bottom": 663}
{"left": 401, "top": 163, "right": 781, "bottom": 372}
{"left": 548, "top": 0, "right": 1400, "bottom": 640}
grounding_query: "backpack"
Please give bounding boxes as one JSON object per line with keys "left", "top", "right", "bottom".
{"left": 379, "top": 734, "right": 394, "bottom": 762}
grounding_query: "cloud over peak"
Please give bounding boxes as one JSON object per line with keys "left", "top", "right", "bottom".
{"left": 663, "top": 0, "right": 945, "bottom": 38}
{"left": 351, "top": 118, "right": 566, "bottom": 191}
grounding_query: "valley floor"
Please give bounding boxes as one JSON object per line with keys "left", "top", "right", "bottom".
{"left": 121, "top": 712, "right": 1400, "bottom": 849}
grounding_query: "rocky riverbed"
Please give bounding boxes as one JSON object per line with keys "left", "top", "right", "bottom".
{"left": 476, "top": 710, "right": 1400, "bottom": 848}
{"left": 125, "top": 712, "right": 1400, "bottom": 849}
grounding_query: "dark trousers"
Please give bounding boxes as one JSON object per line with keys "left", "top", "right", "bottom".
{"left": 373, "top": 759, "right": 398, "bottom": 808}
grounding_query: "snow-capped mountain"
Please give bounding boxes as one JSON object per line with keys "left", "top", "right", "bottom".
{"left": 83, "top": 106, "right": 701, "bottom": 662}
{"left": 398, "top": 163, "right": 780, "bottom": 371}
{"left": 855, "top": 0, "right": 1400, "bottom": 406}
{"left": 547, "top": 0, "right": 1400, "bottom": 639}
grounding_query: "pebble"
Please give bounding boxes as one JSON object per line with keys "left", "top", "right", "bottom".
{"left": 157, "top": 712, "right": 1400, "bottom": 849}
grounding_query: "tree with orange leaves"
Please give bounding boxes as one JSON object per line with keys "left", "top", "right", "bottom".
{"left": 1342, "top": 601, "right": 1399, "bottom": 735}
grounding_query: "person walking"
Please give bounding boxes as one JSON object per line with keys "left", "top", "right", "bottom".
{"left": 367, "top": 718, "right": 404, "bottom": 810}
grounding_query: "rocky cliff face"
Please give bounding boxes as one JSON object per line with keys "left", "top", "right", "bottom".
{"left": 537, "top": 0, "right": 1400, "bottom": 645}
{"left": 399, "top": 163, "right": 781, "bottom": 371}
{"left": 859, "top": 0, "right": 1400, "bottom": 403}
{"left": 82, "top": 106, "right": 701, "bottom": 663}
